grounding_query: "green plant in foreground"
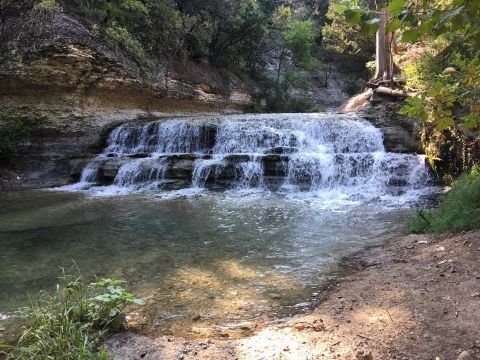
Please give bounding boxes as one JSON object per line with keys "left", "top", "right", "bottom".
{"left": 3, "top": 272, "right": 143, "bottom": 360}
{"left": 409, "top": 165, "right": 480, "bottom": 233}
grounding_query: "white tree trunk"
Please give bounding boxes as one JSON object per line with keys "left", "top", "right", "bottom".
{"left": 374, "top": 8, "right": 389, "bottom": 80}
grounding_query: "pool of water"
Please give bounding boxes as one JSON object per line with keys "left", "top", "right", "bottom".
{"left": 0, "top": 189, "right": 420, "bottom": 338}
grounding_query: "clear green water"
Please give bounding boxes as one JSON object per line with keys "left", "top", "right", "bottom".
{"left": 0, "top": 189, "right": 413, "bottom": 338}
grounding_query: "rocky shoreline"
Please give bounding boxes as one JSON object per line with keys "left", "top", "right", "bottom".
{"left": 106, "top": 230, "right": 480, "bottom": 360}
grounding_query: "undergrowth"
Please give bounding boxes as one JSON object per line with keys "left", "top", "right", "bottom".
{"left": 409, "top": 165, "right": 480, "bottom": 233}
{"left": 0, "top": 113, "right": 42, "bottom": 163}
{"left": 1, "top": 270, "right": 143, "bottom": 360}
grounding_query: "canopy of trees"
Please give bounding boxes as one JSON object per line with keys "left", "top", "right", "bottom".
{"left": 0, "top": 0, "right": 374, "bottom": 111}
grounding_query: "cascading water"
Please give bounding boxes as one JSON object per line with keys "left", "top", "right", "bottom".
{"left": 65, "top": 113, "right": 434, "bottom": 204}
{"left": 5, "top": 113, "right": 441, "bottom": 337}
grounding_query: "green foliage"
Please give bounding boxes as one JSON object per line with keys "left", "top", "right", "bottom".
{"left": 408, "top": 165, "right": 480, "bottom": 233}
{"left": 400, "top": 54, "right": 480, "bottom": 134}
{"left": 264, "top": 67, "right": 316, "bottom": 112}
{"left": 106, "top": 22, "right": 152, "bottom": 75}
{"left": 286, "top": 97, "right": 315, "bottom": 113}
{"left": 33, "top": 0, "right": 61, "bottom": 11}
{"left": 5, "top": 272, "right": 143, "bottom": 360}
{"left": 2, "top": 0, "right": 370, "bottom": 104}
{"left": 335, "top": 0, "right": 480, "bottom": 43}
{"left": 335, "top": 0, "right": 480, "bottom": 136}
{"left": 283, "top": 20, "right": 316, "bottom": 66}
{"left": 284, "top": 69, "right": 311, "bottom": 91}
{"left": 0, "top": 113, "right": 41, "bottom": 162}
{"left": 322, "top": 0, "right": 374, "bottom": 57}
{"left": 343, "top": 76, "right": 363, "bottom": 95}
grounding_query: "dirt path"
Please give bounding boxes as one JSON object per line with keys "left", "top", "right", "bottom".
{"left": 106, "top": 230, "right": 480, "bottom": 360}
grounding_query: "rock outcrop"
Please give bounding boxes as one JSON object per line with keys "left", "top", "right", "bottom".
{"left": 0, "top": 10, "right": 253, "bottom": 188}
{"left": 341, "top": 88, "right": 479, "bottom": 178}
{"left": 341, "top": 90, "right": 422, "bottom": 154}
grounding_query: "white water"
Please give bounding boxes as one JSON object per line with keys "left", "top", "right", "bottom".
{"left": 60, "top": 113, "right": 435, "bottom": 206}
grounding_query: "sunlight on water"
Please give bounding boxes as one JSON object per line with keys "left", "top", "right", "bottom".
{"left": 0, "top": 113, "right": 440, "bottom": 338}
{"left": 0, "top": 189, "right": 428, "bottom": 338}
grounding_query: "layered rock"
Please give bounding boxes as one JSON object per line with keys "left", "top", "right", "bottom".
{"left": 65, "top": 115, "right": 433, "bottom": 196}
{"left": 0, "top": 10, "right": 252, "bottom": 188}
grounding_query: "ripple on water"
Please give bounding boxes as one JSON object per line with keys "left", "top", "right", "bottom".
{"left": 0, "top": 188, "right": 438, "bottom": 338}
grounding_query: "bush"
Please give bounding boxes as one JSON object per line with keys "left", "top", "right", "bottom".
{"left": 408, "top": 165, "right": 480, "bottom": 233}
{"left": 33, "top": 0, "right": 62, "bottom": 12}
{"left": 0, "top": 113, "right": 42, "bottom": 162}
{"left": 3, "top": 272, "right": 143, "bottom": 360}
{"left": 106, "top": 23, "right": 153, "bottom": 76}
{"left": 343, "top": 77, "right": 363, "bottom": 96}
{"left": 287, "top": 97, "right": 315, "bottom": 112}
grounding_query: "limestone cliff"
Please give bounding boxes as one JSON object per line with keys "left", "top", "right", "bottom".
{"left": 0, "top": 10, "right": 253, "bottom": 188}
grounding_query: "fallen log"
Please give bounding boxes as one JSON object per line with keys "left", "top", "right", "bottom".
{"left": 374, "top": 86, "right": 409, "bottom": 99}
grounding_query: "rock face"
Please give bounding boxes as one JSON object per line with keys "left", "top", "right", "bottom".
{"left": 344, "top": 89, "right": 479, "bottom": 178}
{"left": 0, "top": 10, "right": 253, "bottom": 188}
{"left": 359, "top": 101, "right": 422, "bottom": 153}
{"left": 341, "top": 89, "right": 422, "bottom": 154}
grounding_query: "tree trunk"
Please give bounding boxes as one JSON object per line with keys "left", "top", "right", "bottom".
{"left": 374, "top": 8, "right": 390, "bottom": 80}
{"left": 275, "top": 49, "right": 286, "bottom": 106}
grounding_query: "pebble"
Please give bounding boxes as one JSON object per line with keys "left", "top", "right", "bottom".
{"left": 356, "top": 349, "right": 373, "bottom": 360}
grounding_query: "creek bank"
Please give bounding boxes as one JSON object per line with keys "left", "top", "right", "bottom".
{"left": 106, "top": 230, "right": 480, "bottom": 360}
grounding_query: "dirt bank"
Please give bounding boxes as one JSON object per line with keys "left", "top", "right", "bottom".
{"left": 106, "top": 230, "right": 480, "bottom": 359}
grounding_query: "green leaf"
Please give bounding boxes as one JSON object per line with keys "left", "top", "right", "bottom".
{"left": 401, "top": 29, "right": 420, "bottom": 43}
{"left": 386, "top": 18, "right": 401, "bottom": 32}
{"left": 109, "top": 308, "right": 120, "bottom": 317}
{"left": 435, "top": 117, "right": 455, "bottom": 130}
{"left": 461, "top": 114, "right": 480, "bottom": 130}
{"left": 345, "top": 8, "right": 363, "bottom": 25}
{"left": 434, "top": 6, "right": 465, "bottom": 30}
{"left": 332, "top": 4, "right": 348, "bottom": 14}
{"left": 93, "top": 294, "right": 112, "bottom": 302}
{"left": 128, "top": 298, "right": 145, "bottom": 305}
{"left": 387, "top": 0, "right": 406, "bottom": 17}
{"left": 361, "top": 18, "right": 381, "bottom": 35}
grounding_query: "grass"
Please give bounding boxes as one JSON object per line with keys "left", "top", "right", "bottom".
{"left": 408, "top": 165, "right": 480, "bottom": 233}
{"left": 2, "top": 270, "right": 143, "bottom": 360}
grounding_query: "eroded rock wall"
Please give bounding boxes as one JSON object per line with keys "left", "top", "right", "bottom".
{"left": 0, "top": 11, "right": 252, "bottom": 188}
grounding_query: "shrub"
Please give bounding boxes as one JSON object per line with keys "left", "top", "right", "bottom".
{"left": 33, "top": 0, "right": 62, "bottom": 12}
{"left": 408, "top": 165, "right": 480, "bottom": 233}
{"left": 0, "top": 113, "right": 42, "bottom": 162}
{"left": 287, "top": 97, "right": 315, "bottom": 112}
{"left": 4, "top": 272, "right": 143, "bottom": 360}
{"left": 343, "top": 76, "right": 363, "bottom": 96}
{"left": 106, "top": 23, "right": 153, "bottom": 77}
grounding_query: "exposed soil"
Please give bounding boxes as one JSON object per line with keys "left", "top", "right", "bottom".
{"left": 105, "top": 230, "right": 480, "bottom": 359}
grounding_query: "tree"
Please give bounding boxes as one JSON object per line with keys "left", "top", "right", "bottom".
{"left": 333, "top": 0, "right": 406, "bottom": 81}
{"left": 337, "top": 0, "right": 480, "bottom": 134}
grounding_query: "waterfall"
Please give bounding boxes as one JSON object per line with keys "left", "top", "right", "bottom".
{"left": 63, "top": 113, "right": 434, "bottom": 202}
